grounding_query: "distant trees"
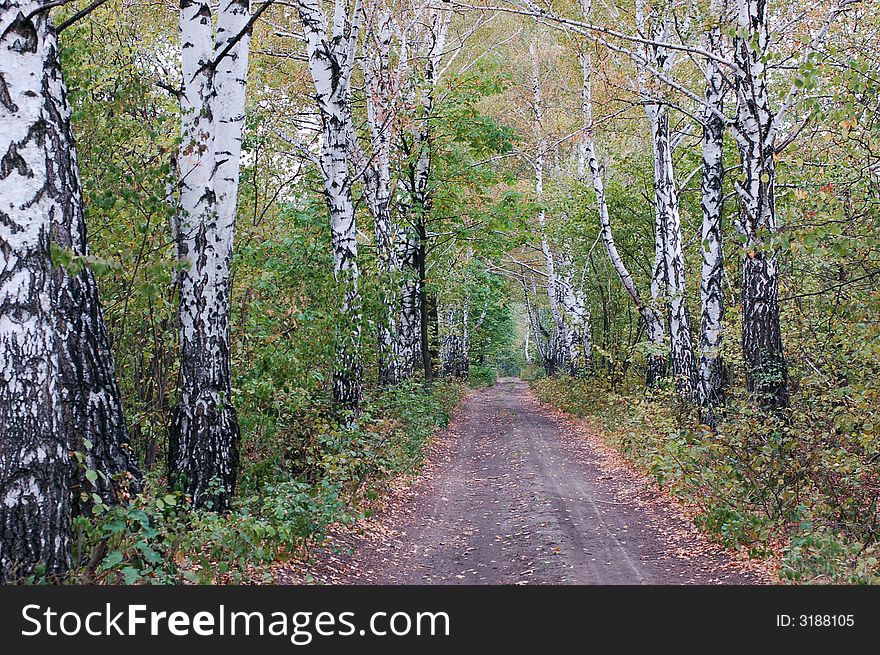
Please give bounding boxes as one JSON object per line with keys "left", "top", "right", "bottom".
{"left": 508, "top": 0, "right": 856, "bottom": 416}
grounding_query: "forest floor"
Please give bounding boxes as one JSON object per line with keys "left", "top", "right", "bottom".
{"left": 276, "top": 378, "right": 776, "bottom": 584}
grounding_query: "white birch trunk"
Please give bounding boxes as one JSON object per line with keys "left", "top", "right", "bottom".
{"left": 636, "top": 0, "right": 696, "bottom": 398}
{"left": 45, "top": 12, "right": 141, "bottom": 513}
{"left": 531, "top": 41, "right": 569, "bottom": 375}
{"left": 297, "top": 0, "right": 363, "bottom": 407}
{"left": 732, "top": 0, "right": 787, "bottom": 407}
{"left": 363, "top": 7, "right": 406, "bottom": 385}
{"left": 580, "top": 0, "right": 666, "bottom": 384}
{"left": 698, "top": 0, "right": 726, "bottom": 423}
{"left": 171, "top": 0, "right": 250, "bottom": 509}
{"left": 398, "top": 2, "right": 449, "bottom": 381}
{"left": 556, "top": 253, "right": 592, "bottom": 376}
{"left": 0, "top": 3, "right": 70, "bottom": 580}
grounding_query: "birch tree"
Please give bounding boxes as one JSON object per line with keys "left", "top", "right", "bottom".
{"left": 397, "top": 1, "right": 450, "bottom": 381}
{"left": 47, "top": 18, "right": 142, "bottom": 513}
{"left": 555, "top": 253, "right": 593, "bottom": 375}
{"left": 295, "top": 0, "right": 364, "bottom": 407}
{"left": 170, "top": 0, "right": 251, "bottom": 509}
{"left": 579, "top": 0, "right": 667, "bottom": 385}
{"left": 530, "top": 39, "right": 570, "bottom": 375}
{"left": 1, "top": 2, "right": 70, "bottom": 581}
{"left": 440, "top": 303, "right": 470, "bottom": 377}
{"left": 697, "top": 0, "right": 726, "bottom": 423}
{"left": 360, "top": 3, "right": 408, "bottom": 385}
{"left": 635, "top": 0, "right": 696, "bottom": 399}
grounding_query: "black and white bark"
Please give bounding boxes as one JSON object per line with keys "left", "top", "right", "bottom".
{"left": 730, "top": 0, "right": 854, "bottom": 407}
{"left": 579, "top": 0, "right": 665, "bottom": 385}
{"left": 361, "top": 5, "right": 406, "bottom": 385}
{"left": 520, "top": 267, "right": 549, "bottom": 369}
{"left": 0, "top": 3, "right": 71, "bottom": 580}
{"left": 296, "top": 0, "right": 364, "bottom": 407}
{"left": 556, "top": 251, "right": 592, "bottom": 376}
{"left": 44, "top": 11, "right": 141, "bottom": 514}
{"left": 635, "top": 0, "right": 696, "bottom": 399}
{"left": 397, "top": 1, "right": 449, "bottom": 382}
{"left": 697, "top": 0, "right": 726, "bottom": 424}
{"left": 170, "top": 0, "right": 250, "bottom": 509}
{"left": 530, "top": 40, "right": 571, "bottom": 375}
{"left": 440, "top": 302, "right": 470, "bottom": 378}
{"left": 731, "top": 0, "right": 787, "bottom": 408}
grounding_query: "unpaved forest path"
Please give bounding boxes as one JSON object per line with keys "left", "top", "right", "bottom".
{"left": 277, "top": 378, "right": 773, "bottom": 584}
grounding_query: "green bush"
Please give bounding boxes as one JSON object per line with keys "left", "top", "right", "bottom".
{"left": 532, "top": 376, "right": 880, "bottom": 584}
{"left": 69, "top": 381, "right": 466, "bottom": 584}
{"left": 469, "top": 364, "right": 498, "bottom": 387}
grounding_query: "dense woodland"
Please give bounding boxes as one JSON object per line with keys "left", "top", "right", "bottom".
{"left": 1, "top": 0, "right": 878, "bottom": 583}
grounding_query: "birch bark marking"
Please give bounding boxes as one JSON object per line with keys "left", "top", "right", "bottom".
{"left": 531, "top": 39, "right": 568, "bottom": 375}
{"left": 170, "top": 0, "right": 250, "bottom": 510}
{"left": 0, "top": 3, "right": 70, "bottom": 580}
{"left": 363, "top": 8, "right": 404, "bottom": 385}
{"left": 579, "top": 0, "right": 665, "bottom": 385}
{"left": 557, "top": 253, "right": 592, "bottom": 376}
{"left": 698, "top": 0, "right": 726, "bottom": 424}
{"left": 43, "top": 7, "right": 141, "bottom": 512}
{"left": 297, "top": 0, "right": 363, "bottom": 407}
{"left": 636, "top": 0, "right": 695, "bottom": 398}
{"left": 732, "top": 0, "right": 787, "bottom": 408}
{"left": 399, "top": 2, "right": 449, "bottom": 382}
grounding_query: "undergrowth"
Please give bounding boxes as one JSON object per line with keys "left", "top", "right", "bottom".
{"left": 531, "top": 375, "right": 880, "bottom": 584}
{"left": 67, "top": 380, "right": 466, "bottom": 584}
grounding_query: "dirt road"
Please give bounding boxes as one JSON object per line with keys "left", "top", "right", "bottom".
{"left": 277, "top": 378, "right": 771, "bottom": 584}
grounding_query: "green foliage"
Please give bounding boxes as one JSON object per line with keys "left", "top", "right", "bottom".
{"left": 69, "top": 381, "right": 466, "bottom": 584}
{"left": 532, "top": 377, "right": 880, "bottom": 584}
{"left": 469, "top": 364, "right": 498, "bottom": 387}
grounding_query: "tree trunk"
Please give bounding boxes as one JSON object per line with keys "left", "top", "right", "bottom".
{"left": 416, "top": 222, "right": 433, "bottom": 382}
{"left": 557, "top": 255, "right": 592, "bottom": 376}
{"left": 363, "top": 12, "right": 404, "bottom": 386}
{"left": 578, "top": 7, "right": 666, "bottom": 385}
{"left": 45, "top": 15, "right": 141, "bottom": 513}
{"left": 297, "top": 0, "right": 363, "bottom": 408}
{"left": 396, "top": 226, "right": 421, "bottom": 378}
{"left": 440, "top": 304, "right": 469, "bottom": 378}
{"left": 733, "top": 0, "right": 788, "bottom": 408}
{"left": 649, "top": 106, "right": 696, "bottom": 398}
{"left": 170, "top": 0, "right": 250, "bottom": 510}
{"left": 398, "top": 2, "right": 449, "bottom": 384}
{"left": 0, "top": 4, "right": 71, "bottom": 581}
{"left": 698, "top": 4, "right": 726, "bottom": 424}
{"left": 637, "top": 1, "right": 695, "bottom": 398}
{"left": 531, "top": 40, "right": 570, "bottom": 375}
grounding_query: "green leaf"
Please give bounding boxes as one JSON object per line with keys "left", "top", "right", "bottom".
{"left": 121, "top": 566, "right": 140, "bottom": 584}
{"left": 100, "top": 551, "right": 124, "bottom": 570}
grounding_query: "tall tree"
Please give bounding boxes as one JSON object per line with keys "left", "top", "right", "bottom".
{"left": 635, "top": 0, "right": 696, "bottom": 399}
{"left": 170, "top": 0, "right": 251, "bottom": 509}
{"left": 697, "top": 0, "right": 726, "bottom": 423}
{"left": 0, "top": 2, "right": 71, "bottom": 581}
{"left": 398, "top": 1, "right": 450, "bottom": 382}
{"left": 296, "top": 0, "right": 364, "bottom": 407}
{"left": 729, "top": 0, "right": 796, "bottom": 408}
{"left": 359, "top": 3, "right": 407, "bottom": 385}
{"left": 46, "top": 8, "right": 142, "bottom": 513}
{"left": 530, "top": 38, "right": 570, "bottom": 376}
{"left": 579, "top": 0, "right": 667, "bottom": 385}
